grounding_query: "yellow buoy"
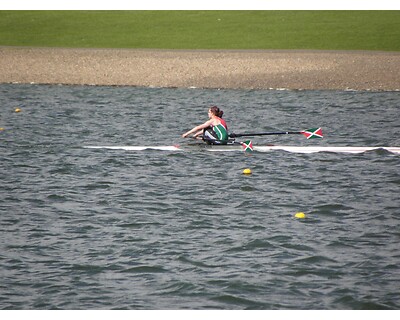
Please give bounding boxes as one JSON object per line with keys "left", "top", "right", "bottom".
{"left": 0, "top": 127, "right": 4, "bottom": 131}
{"left": 243, "top": 168, "right": 252, "bottom": 175}
{"left": 15, "top": 108, "right": 21, "bottom": 113}
{"left": 294, "top": 212, "right": 306, "bottom": 219}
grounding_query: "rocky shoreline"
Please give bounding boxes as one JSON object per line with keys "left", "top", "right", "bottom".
{"left": 1, "top": 47, "right": 399, "bottom": 91}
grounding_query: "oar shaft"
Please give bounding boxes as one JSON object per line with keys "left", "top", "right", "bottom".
{"left": 230, "top": 131, "right": 301, "bottom": 138}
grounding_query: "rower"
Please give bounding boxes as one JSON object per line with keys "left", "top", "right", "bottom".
{"left": 182, "top": 106, "right": 229, "bottom": 145}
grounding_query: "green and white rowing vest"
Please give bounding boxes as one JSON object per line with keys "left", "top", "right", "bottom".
{"left": 213, "top": 123, "right": 229, "bottom": 141}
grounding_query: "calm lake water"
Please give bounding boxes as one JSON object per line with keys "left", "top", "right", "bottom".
{"left": 0, "top": 84, "right": 399, "bottom": 309}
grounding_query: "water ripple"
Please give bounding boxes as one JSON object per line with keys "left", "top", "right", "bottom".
{"left": 1, "top": 84, "right": 399, "bottom": 309}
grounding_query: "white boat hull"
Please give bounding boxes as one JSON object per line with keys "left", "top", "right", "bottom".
{"left": 254, "top": 146, "right": 400, "bottom": 154}
{"left": 84, "top": 145, "right": 400, "bottom": 154}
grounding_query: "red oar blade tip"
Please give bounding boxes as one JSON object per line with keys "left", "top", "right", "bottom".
{"left": 301, "top": 128, "right": 323, "bottom": 139}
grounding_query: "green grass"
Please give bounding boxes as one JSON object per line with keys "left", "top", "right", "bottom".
{"left": 0, "top": 11, "right": 399, "bottom": 51}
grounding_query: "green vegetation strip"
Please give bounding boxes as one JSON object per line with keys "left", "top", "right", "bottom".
{"left": 0, "top": 11, "right": 399, "bottom": 51}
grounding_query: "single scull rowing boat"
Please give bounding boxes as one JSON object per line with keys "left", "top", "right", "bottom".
{"left": 84, "top": 145, "right": 400, "bottom": 154}
{"left": 84, "top": 127, "right": 400, "bottom": 154}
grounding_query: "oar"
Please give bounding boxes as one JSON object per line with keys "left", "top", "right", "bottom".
{"left": 207, "top": 139, "right": 254, "bottom": 152}
{"left": 187, "top": 136, "right": 254, "bottom": 151}
{"left": 229, "top": 127, "right": 323, "bottom": 139}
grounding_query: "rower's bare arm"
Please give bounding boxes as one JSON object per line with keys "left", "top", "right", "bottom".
{"left": 193, "top": 130, "right": 203, "bottom": 137}
{"left": 182, "top": 120, "right": 212, "bottom": 138}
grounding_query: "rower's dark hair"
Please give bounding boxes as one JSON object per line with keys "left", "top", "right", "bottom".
{"left": 210, "top": 106, "right": 223, "bottom": 118}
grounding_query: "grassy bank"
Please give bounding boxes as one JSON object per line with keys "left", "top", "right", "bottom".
{"left": 0, "top": 11, "right": 399, "bottom": 51}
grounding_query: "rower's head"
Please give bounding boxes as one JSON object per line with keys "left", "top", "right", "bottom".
{"left": 209, "top": 106, "right": 223, "bottom": 118}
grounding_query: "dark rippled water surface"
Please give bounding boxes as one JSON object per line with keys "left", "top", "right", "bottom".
{"left": 1, "top": 84, "right": 399, "bottom": 309}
